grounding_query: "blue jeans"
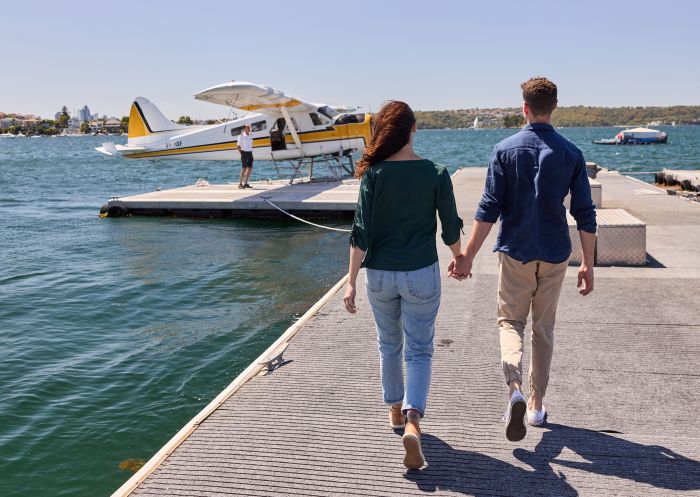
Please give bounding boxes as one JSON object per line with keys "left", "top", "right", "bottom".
{"left": 365, "top": 261, "right": 441, "bottom": 417}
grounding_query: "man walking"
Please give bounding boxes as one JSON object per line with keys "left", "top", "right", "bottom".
{"left": 450, "top": 77, "right": 596, "bottom": 441}
{"left": 237, "top": 124, "right": 254, "bottom": 189}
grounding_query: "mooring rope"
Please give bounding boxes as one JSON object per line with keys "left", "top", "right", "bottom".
{"left": 262, "top": 197, "right": 351, "bottom": 233}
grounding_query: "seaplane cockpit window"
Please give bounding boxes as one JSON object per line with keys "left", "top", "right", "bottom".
{"left": 230, "top": 126, "right": 245, "bottom": 137}
{"left": 309, "top": 113, "right": 324, "bottom": 126}
{"left": 251, "top": 121, "right": 266, "bottom": 132}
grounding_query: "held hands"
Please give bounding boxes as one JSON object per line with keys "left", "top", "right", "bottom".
{"left": 577, "top": 263, "right": 594, "bottom": 296}
{"left": 343, "top": 284, "right": 357, "bottom": 313}
{"left": 447, "top": 254, "right": 473, "bottom": 281}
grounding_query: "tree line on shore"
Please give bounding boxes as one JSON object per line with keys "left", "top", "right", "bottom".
{"left": 414, "top": 105, "right": 700, "bottom": 128}
{"left": 6, "top": 105, "right": 699, "bottom": 135}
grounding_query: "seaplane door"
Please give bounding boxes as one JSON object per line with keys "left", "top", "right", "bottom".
{"left": 279, "top": 107, "right": 303, "bottom": 154}
{"left": 270, "top": 117, "right": 287, "bottom": 151}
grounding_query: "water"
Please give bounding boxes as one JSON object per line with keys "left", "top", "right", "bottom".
{"left": 421, "top": 125, "right": 700, "bottom": 183}
{"left": 1, "top": 127, "right": 698, "bottom": 496}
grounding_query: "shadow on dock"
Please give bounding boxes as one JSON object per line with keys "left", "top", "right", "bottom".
{"left": 405, "top": 426, "right": 700, "bottom": 496}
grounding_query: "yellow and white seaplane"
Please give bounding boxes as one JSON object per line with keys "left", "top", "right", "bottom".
{"left": 96, "top": 81, "right": 371, "bottom": 178}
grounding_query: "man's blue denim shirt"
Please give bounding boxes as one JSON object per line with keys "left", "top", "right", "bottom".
{"left": 475, "top": 123, "right": 597, "bottom": 264}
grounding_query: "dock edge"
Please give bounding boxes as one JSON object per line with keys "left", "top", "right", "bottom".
{"left": 110, "top": 274, "right": 349, "bottom": 497}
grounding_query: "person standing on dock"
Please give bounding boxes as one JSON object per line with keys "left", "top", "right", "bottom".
{"left": 450, "top": 77, "right": 597, "bottom": 442}
{"left": 237, "top": 124, "right": 254, "bottom": 189}
{"left": 343, "top": 101, "right": 465, "bottom": 469}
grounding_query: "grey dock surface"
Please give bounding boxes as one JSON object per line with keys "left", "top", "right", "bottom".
{"left": 104, "top": 178, "right": 360, "bottom": 218}
{"left": 116, "top": 169, "right": 700, "bottom": 497}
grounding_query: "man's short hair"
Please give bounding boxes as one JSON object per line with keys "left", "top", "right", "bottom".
{"left": 521, "top": 77, "right": 558, "bottom": 116}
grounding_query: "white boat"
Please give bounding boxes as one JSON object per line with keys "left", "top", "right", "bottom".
{"left": 593, "top": 127, "right": 668, "bottom": 145}
{"left": 473, "top": 116, "right": 480, "bottom": 129}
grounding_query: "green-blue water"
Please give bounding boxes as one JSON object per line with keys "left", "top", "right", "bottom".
{"left": 1, "top": 127, "right": 698, "bottom": 496}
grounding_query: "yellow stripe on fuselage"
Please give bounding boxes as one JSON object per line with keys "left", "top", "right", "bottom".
{"left": 125, "top": 137, "right": 276, "bottom": 158}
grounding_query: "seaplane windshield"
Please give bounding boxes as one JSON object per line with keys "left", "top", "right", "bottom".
{"left": 317, "top": 106, "right": 337, "bottom": 120}
{"left": 333, "top": 113, "right": 366, "bottom": 125}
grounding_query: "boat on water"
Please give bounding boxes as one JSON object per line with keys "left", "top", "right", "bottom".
{"left": 593, "top": 127, "right": 667, "bottom": 145}
{"left": 473, "top": 116, "right": 480, "bottom": 129}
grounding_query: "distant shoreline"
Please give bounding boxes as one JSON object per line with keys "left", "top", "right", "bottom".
{"left": 415, "top": 105, "right": 700, "bottom": 129}
{"left": 415, "top": 123, "right": 700, "bottom": 130}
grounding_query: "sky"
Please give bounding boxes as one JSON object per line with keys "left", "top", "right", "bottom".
{"left": 2, "top": 0, "right": 699, "bottom": 120}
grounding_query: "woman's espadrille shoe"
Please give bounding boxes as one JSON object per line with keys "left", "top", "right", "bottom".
{"left": 402, "top": 419, "right": 426, "bottom": 469}
{"left": 389, "top": 403, "right": 405, "bottom": 429}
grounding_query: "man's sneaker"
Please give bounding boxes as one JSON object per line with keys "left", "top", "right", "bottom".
{"left": 527, "top": 406, "right": 547, "bottom": 426}
{"left": 504, "top": 390, "right": 527, "bottom": 442}
{"left": 402, "top": 419, "right": 425, "bottom": 469}
{"left": 237, "top": 184, "right": 245, "bottom": 189}
{"left": 389, "top": 404, "right": 405, "bottom": 429}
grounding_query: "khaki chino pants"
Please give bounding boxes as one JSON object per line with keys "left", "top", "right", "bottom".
{"left": 497, "top": 252, "right": 568, "bottom": 398}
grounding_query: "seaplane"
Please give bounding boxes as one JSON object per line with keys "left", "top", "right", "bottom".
{"left": 96, "top": 81, "right": 371, "bottom": 179}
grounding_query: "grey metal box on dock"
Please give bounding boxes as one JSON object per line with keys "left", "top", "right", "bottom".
{"left": 568, "top": 210, "right": 646, "bottom": 266}
{"left": 595, "top": 210, "right": 646, "bottom": 266}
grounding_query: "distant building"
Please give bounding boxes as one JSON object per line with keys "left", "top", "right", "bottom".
{"left": 88, "top": 120, "right": 102, "bottom": 132}
{"left": 0, "top": 117, "right": 16, "bottom": 129}
{"left": 21, "top": 118, "right": 40, "bottom": 130}
{"left": 78, "top": 106, "right": 91, "bottom": 122}
{"left": 68, "top": 116, "right": 81, "bottom": 129}
{"left": 104, "top": 118, "right": 122, "bottom": 133}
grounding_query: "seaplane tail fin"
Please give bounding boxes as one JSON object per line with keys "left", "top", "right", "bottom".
{"left": 128, "top": 97, "right": 186, "bottom": 139}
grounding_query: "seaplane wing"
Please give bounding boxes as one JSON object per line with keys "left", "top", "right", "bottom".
{"left": 193, "top": 81, "right": 355, "bottom": 116}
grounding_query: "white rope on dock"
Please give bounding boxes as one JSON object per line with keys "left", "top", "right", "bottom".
{"left": 262, "top": 198, "right": 351, "bottom": 233}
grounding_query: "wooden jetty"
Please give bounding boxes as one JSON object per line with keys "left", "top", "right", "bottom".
{"left": 112, "top": 169, "right": 700, "bottom": 497}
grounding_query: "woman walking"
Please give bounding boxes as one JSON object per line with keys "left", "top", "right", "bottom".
{"left": 343, "top": 101, "right": 464, "bottom": 469}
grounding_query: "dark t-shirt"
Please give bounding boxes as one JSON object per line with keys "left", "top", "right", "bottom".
{"left": 349, "top": 159, "right": 463, "bottom": 271}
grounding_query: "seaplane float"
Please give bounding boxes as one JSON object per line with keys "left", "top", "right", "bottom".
{"left": 96, "top": 81, "right": 372, "bottom": 179}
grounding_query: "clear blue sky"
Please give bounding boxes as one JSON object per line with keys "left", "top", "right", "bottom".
{"left": 3, "top": 0, "right": 699, "bottom": 119}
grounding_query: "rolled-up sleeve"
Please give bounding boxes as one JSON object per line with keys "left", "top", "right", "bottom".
{"left": 475, "top": 147, "right": 506, "bottom": 223}
{"left": 437, "top": 167, "right": 464, "bottom": 245}
{"left": 569, "top": 152, "right": 597, "bottom": 233}
{"left": 349, "top": 172, "right": 374, "bottom": 250}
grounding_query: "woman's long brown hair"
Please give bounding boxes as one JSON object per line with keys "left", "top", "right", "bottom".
{"left": 355, "top": 101, "right": 416, "bottom": 178}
